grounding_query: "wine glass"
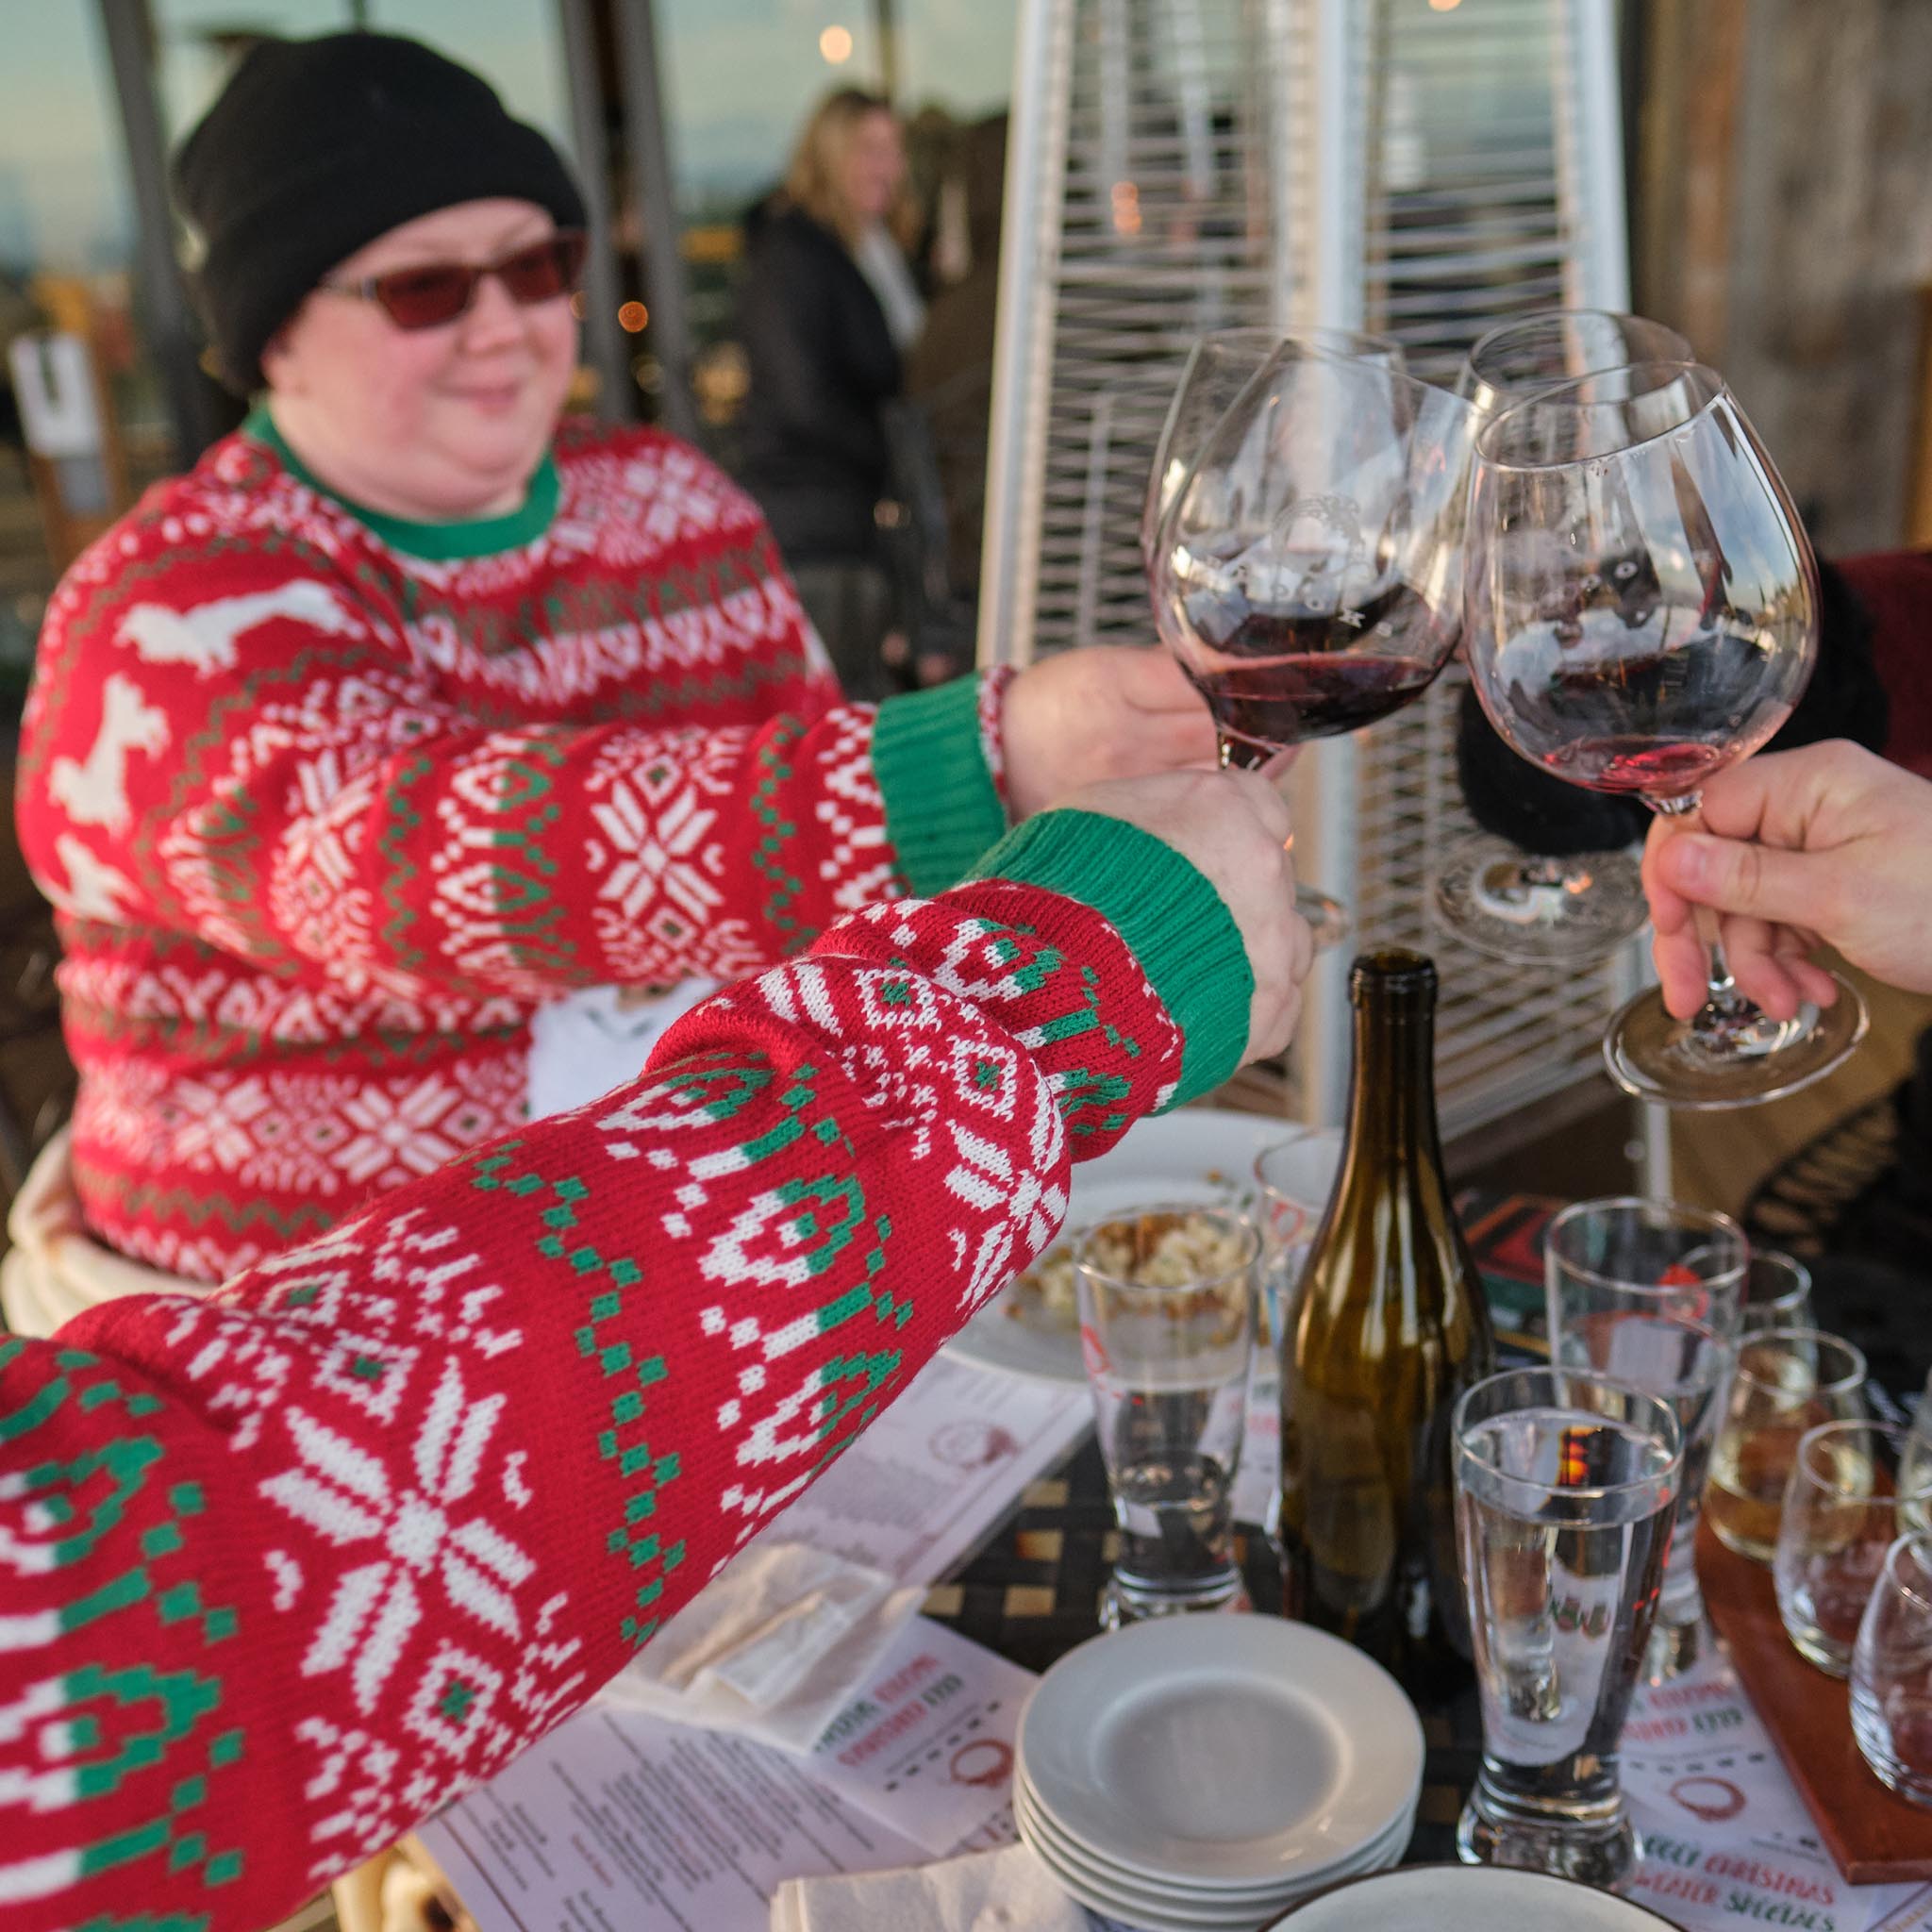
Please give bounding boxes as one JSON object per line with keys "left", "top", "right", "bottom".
{"left": 1150, "top": 343, "right": 1475, "bottom": 946}
{"left": 1437, "top": 310, "right": 1694, "bottom": 965}
{"left": 1463, "top": 360, "right": 1868, "bottom": 1109}
{"left": 1140, "top": 326, "right": 1407, "bottom": 568}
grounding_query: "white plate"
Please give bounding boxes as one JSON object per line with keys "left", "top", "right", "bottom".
{"left": 1261, "top": 1866, "right": 1690, "bottom": 1931}
{"left": 1021, "top": 1793, "right": 1404, "bottom": 1932}
{"left": 943, "top": 1110, "right": 1337, "bottom": 1384}
{"left": 1017, "top": 1615, "right": 1424, "bottom": 1889}
{"left": 1014, "top": 1771, "right": 1411, "bottom": 1911}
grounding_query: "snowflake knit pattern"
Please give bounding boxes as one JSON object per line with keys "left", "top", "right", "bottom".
{"left": 0, "top": 798, "right": 1260, "bottom": 1931}
{"left": 16, "top": 413, "right": 1010, "bottom": 1282}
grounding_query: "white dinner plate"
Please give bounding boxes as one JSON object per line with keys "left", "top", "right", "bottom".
{"left": 1014, "top": 1771, "right": 1410, "bottom": 1913}
{"left": 1020, "top": 1794, "right": 1405, "bottom": 1932}
{"left": 1261, "top": 1865, "right": 1690, "bottom": 1931}
{"left": 942, "top": 1109, "right": 1338, "bottom": 1384}
{"left": 1017, "top": 1615, "right": 1424, "bottom": 1890}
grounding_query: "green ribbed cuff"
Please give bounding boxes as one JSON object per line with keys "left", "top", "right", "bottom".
{"left": 873, "top": 675, "right": 1009, "bottom": 896}
{"left": 971, "top": 808, "right": 1253, "bottom": 1107}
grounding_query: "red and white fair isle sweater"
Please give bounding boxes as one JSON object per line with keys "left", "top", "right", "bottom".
{"left": 16, "top": 410, "right": 1014, "bottom": 1280}
{"left": 0, "top": 808, "right": 1255, "bottom": 1932}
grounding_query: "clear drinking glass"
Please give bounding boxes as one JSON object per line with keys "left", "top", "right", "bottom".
{"left": 1253, "top": 1133, "right": 1323, "bottom": 1343}
{"left": 1774, "top": 1422, "right": 1932, "bottom": 1675}
{"left": 1463, "top": 361, "right": 1869, "bottom": 1110}
{"left": 1707, "top": 1329, "right": 1869, "bottom": 1563}
{"left": 1151, "top": 343, "right": 1475, "bottom": 953}
{"left": 1851, "top": 1531, "right": 1932, "bottom": 1807}
{"left": 1904, "top": 1370, "right": 1932, "bottom": 1498}
{"left": 1544, "top": 1197, "right": 1748, "bottom": 1341}
{"left": 1439, "top": 310, "right": 1693, "bottom": 967}
{"left": 1742, "top": 1249, "right": 1814, "bottom": 1334}
{"left": 1454, "top": 1366, "right": 1683, "bottom": 1890}
{"left": 1074, "top": 1205, "right": 1259, "bottom": 1626}
{"left": 1544, "top": 1305, "right": 1732, "bottom": 1681}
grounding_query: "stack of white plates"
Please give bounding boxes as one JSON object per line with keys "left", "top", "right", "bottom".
{"left": 1013, "top": 1616, "right": 1424, "bottom": 1932}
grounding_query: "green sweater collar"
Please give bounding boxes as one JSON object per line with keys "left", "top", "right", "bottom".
{"left": 243, "top": 405, "right": 560, "bottom": 559}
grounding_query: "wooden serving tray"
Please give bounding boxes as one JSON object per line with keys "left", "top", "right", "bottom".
{"left": 1696, "top": 1517, "right": 1932, "bottom": 1883}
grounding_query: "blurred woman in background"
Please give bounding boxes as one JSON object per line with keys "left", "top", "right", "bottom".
{"left": 736, "top": 89, "right": 924, "bottom": 699}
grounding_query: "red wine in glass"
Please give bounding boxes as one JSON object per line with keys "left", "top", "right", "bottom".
{"left": 1169, "top": 577, "right": 1459, "bottom": 767}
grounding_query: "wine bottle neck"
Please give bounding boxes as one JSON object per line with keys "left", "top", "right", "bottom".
{"left": 1340, "top": 1004, "right": 1444, "bottom": 1178}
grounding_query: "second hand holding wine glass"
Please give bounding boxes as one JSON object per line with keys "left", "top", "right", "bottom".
{"left": 1463, "top": 361, "right": 1868, "bottom": 1109}
{"left": 1151, "top": 344, "right": 1477, "bottom": 948}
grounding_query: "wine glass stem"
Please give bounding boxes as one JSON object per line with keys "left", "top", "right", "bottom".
{"left": 1649, "top": 791, "right": 1750, "bottom": 1028}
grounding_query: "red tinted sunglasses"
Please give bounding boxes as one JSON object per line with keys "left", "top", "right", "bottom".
{"left": 321, "top": 231, "right": 588, "bottom": 330}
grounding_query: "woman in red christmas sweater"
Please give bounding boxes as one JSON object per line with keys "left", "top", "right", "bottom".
{"left": 8, "top": 32, "right": 1215, "bottom": 1315}
{"left": 0, "top": 765, "right": 1311, "bottom": 1931}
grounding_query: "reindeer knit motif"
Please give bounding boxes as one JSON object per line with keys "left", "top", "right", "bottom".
{"left": 17, "top": 412, "right": 1014, "bottom": 1281}
{"left": 0, "top": 817, "right": 1236, "bottom": 1932}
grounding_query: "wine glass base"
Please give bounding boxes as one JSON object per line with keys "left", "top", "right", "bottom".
{"left": 1297, "top": 885, "right": 1351, "bottom": 954}
{"left": 1603, "top": 974, "right": 1870, "bottom": 1110}
{"left": 1644, "top": 1608, "right": 1706, "bottom": 1683}
{"left": 1434, "top": 837, "right": 1647, "bottom": 966}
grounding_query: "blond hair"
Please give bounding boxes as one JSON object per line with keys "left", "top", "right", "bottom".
{"left": 781, "top": 88, "right": 897, "bottom": 246}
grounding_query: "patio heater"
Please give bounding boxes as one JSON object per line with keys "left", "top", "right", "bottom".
{"left": 978, "top": 0, "right": 1657, "bottom": 1171}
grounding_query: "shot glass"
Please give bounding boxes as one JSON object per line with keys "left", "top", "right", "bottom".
{"left": 1852, "top": 1533, "right": 1932, "bottom": 1808}
{"left": 1707, "top": 1329, "right": 1869, "bottom": 1564}
{"left": 1074, "top": 1204, "right": 1259, "bottom": 1626}
{"left": 1741, "top": 1249, "right": 1814, "bottom": 1336}
{"left": 1774, "top": 1422, "right": 1932, "bottom": 1675}
{"left": 1546, "top": 1302, "right": 1732, "bottom": 1680}
{"left": 1545, "top": 1198, "right": 1748, "bottom": 1342}
{"left": 1454, "top": 1366, "right": 1683, "bottom": 1891}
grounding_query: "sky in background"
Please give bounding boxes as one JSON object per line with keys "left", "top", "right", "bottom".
{"left": 0, "top": 0, "right": 1017, "bottom": 275}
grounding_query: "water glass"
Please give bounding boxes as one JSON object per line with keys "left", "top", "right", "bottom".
{"left": 1074, "top": 1205, "right": 1259, "bottom": 1626}
{"left": 1544, "top": 1198, "right": 1748, "bottom": 1342}
{"left": 1851, "top": 1532, "right": 1932, "bottom": 1807}
{"left": 1253, "top": 1134, "right": 1324, "bottom": 1343}
{"left": 1774, "top": 1422, "right": 1932, "bottom": 1675}
{"left": 1545, "top": 1303, "right": 1731, "bottom": 1680}
{"left": 1902, "top": 1368, "right": 1932, "bottom": 1498}
{"left": 1707, "top": 1329, "right": 1869, "bottom": 1563}
{"left": 1454, "top": 1366, "right": 1683, "bottom": 1890}
{"left": 1741, "top": 1249, "right": 1814, "bottom": 1335}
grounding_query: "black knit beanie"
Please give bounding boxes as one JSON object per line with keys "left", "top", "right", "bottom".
{"left": 174, "top": 32, "right": 587, "bottom": 394}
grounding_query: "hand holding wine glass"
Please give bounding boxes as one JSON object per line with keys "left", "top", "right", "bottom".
{"left": 1463, "top": 360, "right": 1866, "bottom": 1108}
{"left": 1642, "top": 739, "right": 1932, "bottom": 1011}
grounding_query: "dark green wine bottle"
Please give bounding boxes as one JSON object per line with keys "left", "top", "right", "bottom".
{"left": 1279, "top": 949, "right": 1496, "bottom": 1685}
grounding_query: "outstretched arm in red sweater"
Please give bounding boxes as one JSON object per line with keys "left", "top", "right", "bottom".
{"left": 0, "top": 778, "right": 1301, "bottom": 1932}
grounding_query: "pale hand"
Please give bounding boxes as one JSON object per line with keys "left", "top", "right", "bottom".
{"left": 1064, "top": 769, "right": 1314, "bottom": 1064}
{"left": 1643, "top": 741, "right": 1932, "bottom": 1018}
{"left": 1002, "top": 647, "right": 1218, "bottom": 822}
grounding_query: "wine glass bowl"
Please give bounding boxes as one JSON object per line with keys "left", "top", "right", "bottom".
{"left": 1141, "top": 328, "right": 1406, "bottom": 570}
{"left": 1462, "top": 360, "right": 1866, "bottom": 1108}
{"left": 1151, "top": 347, "right": 1475, "bottom": 763}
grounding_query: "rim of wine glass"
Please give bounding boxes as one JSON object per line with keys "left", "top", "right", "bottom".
{"left": 1071, "top": 1199, "right": 1260, "bottom": 1297}
{"left": 1462, "top": 308, "right": 1693, "bottom": 390}
{"left": 1453, "top": 1364, "right": 1685, "bottom": 1503}
{"left": 1874, "top": 1531, "right": 1932, "bottom": 1615}
{"left": 1792, "top": 1419, "right": 1932, "bottom": 1502}
{"left": 1472, "top": 358, "right": 1730, "bottom": 471}
{"left": 1733, "top": 1325, "right": 1869, "bottom": 1397}
{"left": 1544, "top": 1196, "right": 1749, "bottom": 1301}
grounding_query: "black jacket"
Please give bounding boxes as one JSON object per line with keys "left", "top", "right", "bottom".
{"left": 734, "top": 203, "right": 903, "bottom": 564}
